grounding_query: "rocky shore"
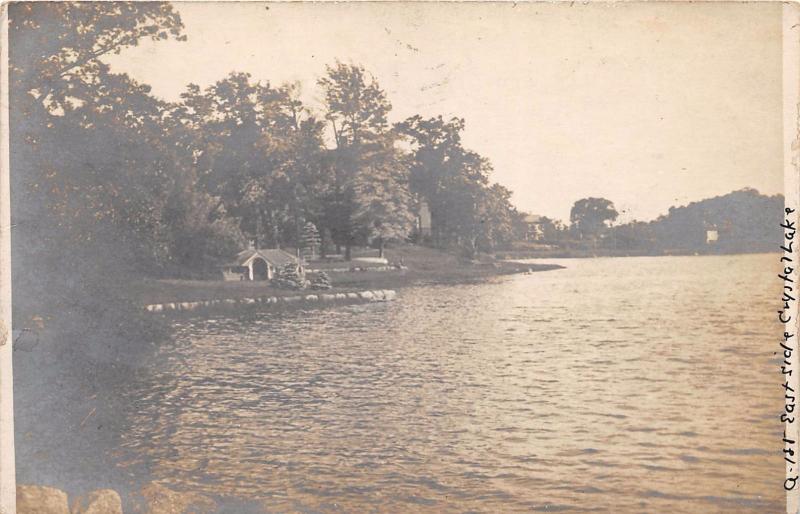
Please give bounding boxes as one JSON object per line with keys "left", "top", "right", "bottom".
{"left": 18, "top": 482, "right": 217, "bottom": 514}
{"left": 144, "top": 288, "right": 397, "bottom": 314}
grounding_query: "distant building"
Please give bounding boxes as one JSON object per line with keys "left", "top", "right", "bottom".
{"left": 703, "top": 220, "right": 720, "bottom": 245}
{"left": 221, "top": 247, "right": 303, "bottom": 281}
{"left": 417, "top": 200, "right": 432, "bottom": 237}
{"left": 523, "top": 214, "right": 545, "bottom": 241}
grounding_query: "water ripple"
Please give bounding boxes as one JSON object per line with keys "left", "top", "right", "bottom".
{"left": 112, "top": 254, "right": 781, "bottom": 512}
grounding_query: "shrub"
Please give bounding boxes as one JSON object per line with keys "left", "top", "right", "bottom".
{"left": 273, "top": 263, "right": 308, "bottom": 290}
{"left": 310, "top": 271, "right": 332, "bottom": 290}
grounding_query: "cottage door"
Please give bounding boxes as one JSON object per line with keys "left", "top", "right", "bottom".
{"left": 252, "top": 258, "right": 269, "bottom": 280}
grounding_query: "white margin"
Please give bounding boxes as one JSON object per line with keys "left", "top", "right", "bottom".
{"left": 784, "top": 3, "right": 800, "bottom": 514}
{"left": 0, "top": 0, "right": 14, "bottom": 512}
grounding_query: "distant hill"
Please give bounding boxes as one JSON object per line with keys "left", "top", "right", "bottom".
{"left": 613, "top": 188, "right": 783, "bottom": 254}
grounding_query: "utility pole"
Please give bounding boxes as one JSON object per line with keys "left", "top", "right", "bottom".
{"left": 0, "top": 4, "right": 16, "bottom": 512}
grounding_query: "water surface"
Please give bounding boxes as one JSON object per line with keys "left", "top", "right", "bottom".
{"left": 114, "top": 254, "right": 783, "bottom": 512}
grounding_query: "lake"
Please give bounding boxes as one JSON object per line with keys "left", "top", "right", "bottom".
{"left": 110, "top": 254, "right": 782, "bottom": 512}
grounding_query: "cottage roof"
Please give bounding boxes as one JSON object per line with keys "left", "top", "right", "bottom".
{"left": 225, "top": 248, "right": 299, "bottom": 268}
{"left": 524, "top": 214, "right": 543, "bottom": 224}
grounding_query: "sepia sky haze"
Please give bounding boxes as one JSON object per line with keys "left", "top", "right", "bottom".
{"left": 104, "top": 1, "right": 784, "bottom": 223}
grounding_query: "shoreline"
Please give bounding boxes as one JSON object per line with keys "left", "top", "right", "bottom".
{"left": 495, "top": 248, "right": 777, "bottom": 260}
{"left": 144, "top": 289, "right": 399, "bottom": 314}
{"left": 131, "top": 256, "right": 565, "bottom": 309}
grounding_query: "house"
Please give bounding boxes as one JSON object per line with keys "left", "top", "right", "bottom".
{"left": 703, "top": 220, "right": 720, "bottom": 245}
{"left": 221, "top": 247, "right": 304, "bottom": 281}
{"left": 523, "top": 214, "right": 545, "bottom": 241}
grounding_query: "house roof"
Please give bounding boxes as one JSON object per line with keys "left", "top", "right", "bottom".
{"left": 225, "top": 248, "right": 299, "bottom": 268}
{"left": 524, "top": 214, "right": 544, "bottom": 224}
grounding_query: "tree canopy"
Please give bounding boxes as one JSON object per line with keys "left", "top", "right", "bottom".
{"left": 10, "top": 1, "right": 525, "bottom": 326}
{"left": 569, "top": 198, "right": 619, "bottom": 240}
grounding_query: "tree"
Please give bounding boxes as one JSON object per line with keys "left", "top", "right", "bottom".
{"left": 273, "top": 262, "right": 307, "bottom": 290}
{"left": 475, "top": 184, "right": 519, "bottom": 251}
{"left": 352, "top": 146, "right": 415, "bottom": 258}
{"left": 632, "top": 188, "right": 782, "bottom": 254}
{"left": 300, "top": 222, "right": 321, "bottom": 258}
{"left": 177, "top": 73, "right": 327, "bottom": 250}
{"left": 8, "top": 1, "right": 196, "bottom": 372}
{"left": 318, "top": 61, "right": 391, "bottom": 148}
{"left": 10, "top": 2, "right": 184, "bottom": 115}
{"left": 310, "top": 271, "right": 332, "bottom": 290}
{"left": 10, "top": 2, "right": 191, "bottom": 297}
{"left": 318, "top": 62, "right": 413, "bottom": 259}
{"left": 569, "top": 198, "right": 619, "bottom": 241}
{"left": 397, "top": 115, "right": 518, "bottom": 256}
{"left": 396, "top": 115, "right": 469, "bottom": 247}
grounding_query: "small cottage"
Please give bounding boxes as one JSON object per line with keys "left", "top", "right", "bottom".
{"left": 221, "top": 248, "right": 303, "bottom": 281}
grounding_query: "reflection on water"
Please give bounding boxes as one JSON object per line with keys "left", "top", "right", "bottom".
{"left": 115, "top": 254, "right": 782, "bottom": 512}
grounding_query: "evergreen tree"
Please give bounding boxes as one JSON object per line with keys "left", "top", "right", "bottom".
{"left": 273, "top": 262, "right": 308, "bottom": 290}
{"left": 300, "top": 222, "right": 322, "bottom": 258}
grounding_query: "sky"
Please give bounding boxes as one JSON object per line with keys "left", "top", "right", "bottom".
{"left": 104, "top": 1, "right": 784, "bottom": 223}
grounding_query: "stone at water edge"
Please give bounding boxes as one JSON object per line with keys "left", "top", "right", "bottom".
{"left": 71, "top": 489, "right": 123, "bottom": 514}
{"left": 16, "top": 485, "right": 69, "bottom": 514}
{"left": 383, "top": 290, "right": 397, "bottom": 300}
{"left": 346, "top": 292, "right": 360, "bottom": 300}
{"left": 135, "top": 482, "right": 217, "bottom": 514}
{"left": 359, "top": 291, "right": 375, "bottom": 300}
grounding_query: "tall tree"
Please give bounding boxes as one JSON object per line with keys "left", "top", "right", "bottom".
{"left": 318, "top": 61, "right": 391, "bottom": 148}
{"left": 352, "top": 146, "right": 415, "bottom": 258}
{"left": 318, "top": 62, "right": 413, "bottom": 259}
{"left": 396, "top": 115, "right": 468, "bottom": 247}
{"left": 397, "top": 115, "right": 518, "bottom": 256}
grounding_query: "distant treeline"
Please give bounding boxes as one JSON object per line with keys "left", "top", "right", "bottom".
{"left": 614, "top": 188, "right": 782, "bottom": 253}
{"left": 532, "top": 188, "right": 783, "bottom": 255}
